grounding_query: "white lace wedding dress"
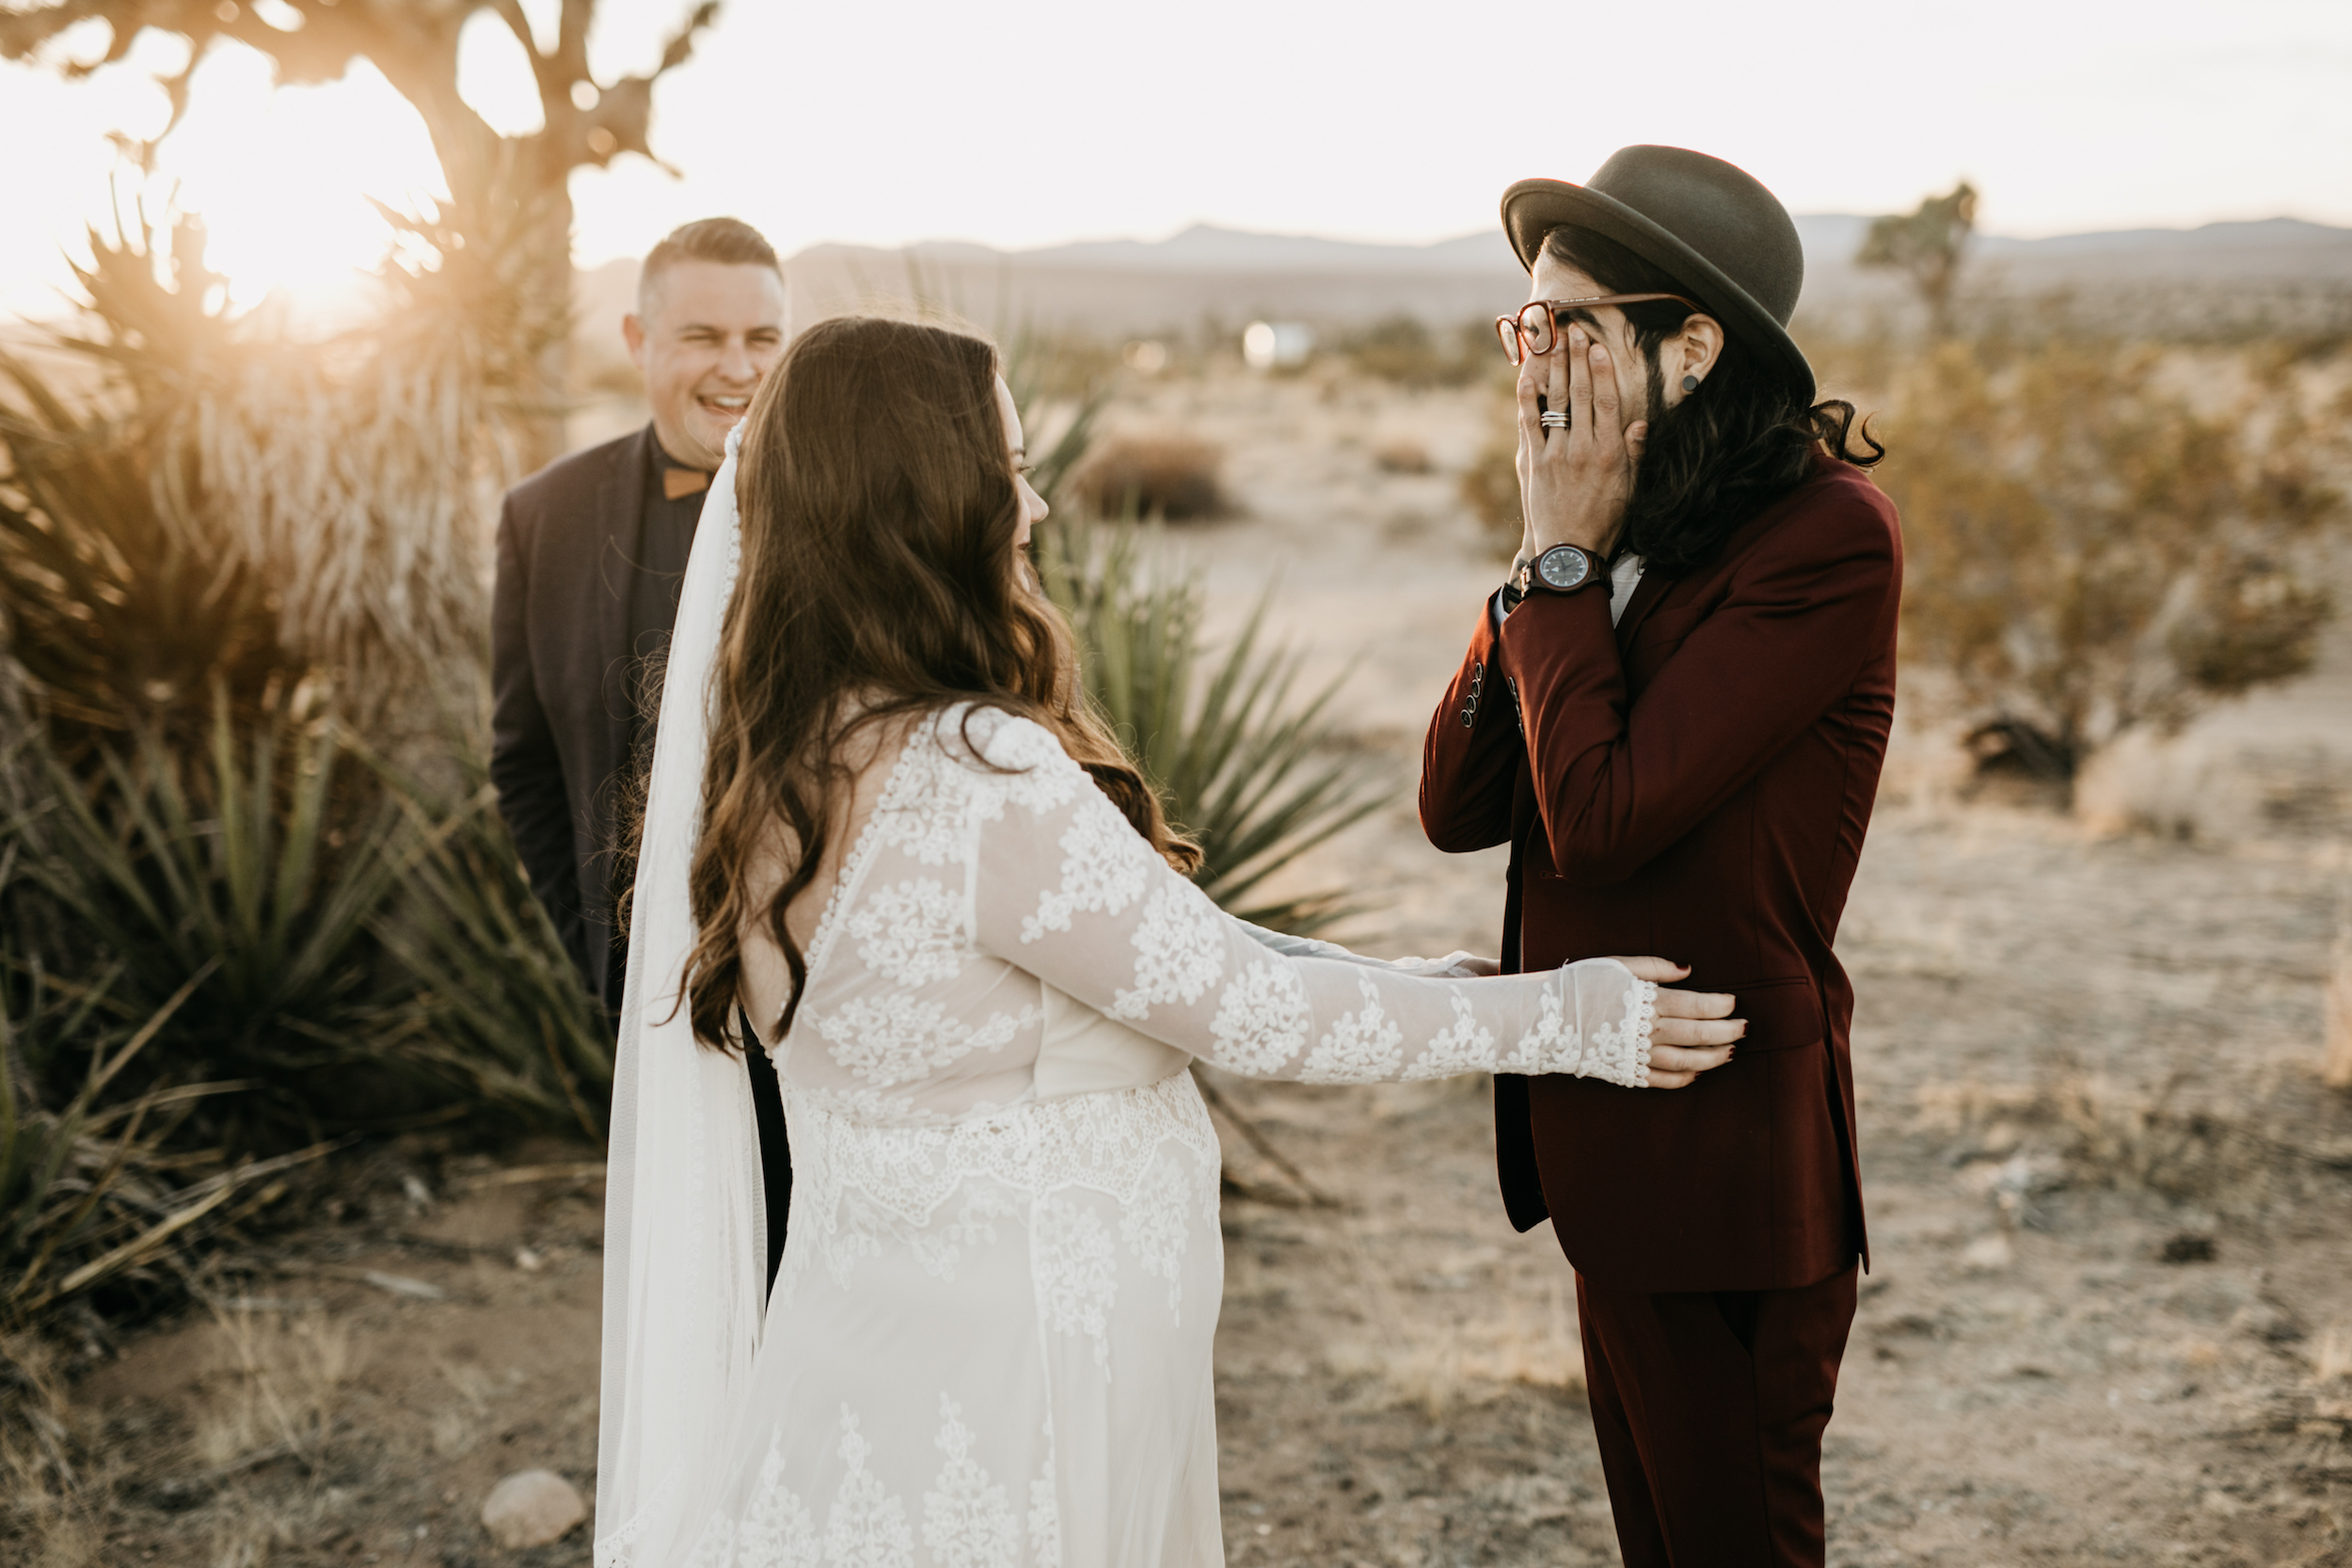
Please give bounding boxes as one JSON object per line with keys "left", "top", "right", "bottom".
{"left": 633, "top": 703, "right": 1658, "bottom": 1568}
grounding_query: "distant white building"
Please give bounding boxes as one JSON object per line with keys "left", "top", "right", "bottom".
{"left": 1242, "top": 321, "right": 1314, "bottom": 372}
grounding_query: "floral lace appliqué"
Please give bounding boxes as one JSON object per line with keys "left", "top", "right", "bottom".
{"left": 1402, "top": 991, "right": 1499, "bottom": 1081}
{"left": 1106, "top": 879, "right": 1225, "bottom": 1022}
{"left": 824, "top": 1410, "right": 915, "bottom": 1566}
{"left": 732, "top": 1427, "right": 821, "bottom": 1567}
{"left": 1018, "top": 790, "right": 1156, "bottom": 944}
{"left": 848, "top": 879, "right": 969, "bottom": 988}
{"left": 1031, "top": 1194, "right": 1118, "bottom": 1375}
{"left": 1207, "top": 961, "right": 1311, "bottom": 1075}
{"left": 920, "top": 1395, "right": 1022, "bottom": 1567}
{"left": 1117, "top": 1153, "right": 1192, "bottom": 1318}
{"left": 1298, "top": 974, "right": 1406, "bottom": 1085}
{"left": 813, "top": 993, "right": 1039, "bottom": 1089}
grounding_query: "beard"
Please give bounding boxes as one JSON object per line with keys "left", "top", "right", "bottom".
{"left": 1618, "top": 355, "right": 1681, "bottom": 555}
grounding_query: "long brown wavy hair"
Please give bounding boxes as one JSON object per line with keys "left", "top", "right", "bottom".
{"left": 678, "top": 315, "right": 1199, "bottom": 1051}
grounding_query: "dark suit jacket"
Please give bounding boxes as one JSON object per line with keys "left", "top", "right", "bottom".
{"left": 1419, "top": 453, "right": 1901, "bottom": 1294}
{"left": 491, "top": 425, "right": 657, "bottom": 1011}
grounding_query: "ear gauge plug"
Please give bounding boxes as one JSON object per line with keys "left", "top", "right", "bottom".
{"left": 1681, "top": 374, "right": 1700, "bottom": 393}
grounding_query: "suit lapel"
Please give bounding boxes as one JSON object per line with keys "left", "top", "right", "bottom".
{"left": 1612, "top": 564, "right": 1676, "bottom": 651}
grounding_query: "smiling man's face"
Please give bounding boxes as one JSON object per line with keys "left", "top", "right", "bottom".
{"left": 623, "top": 259, "right": 787, "bottom": 470}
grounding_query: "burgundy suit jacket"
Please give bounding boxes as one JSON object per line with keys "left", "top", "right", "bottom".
{"left": 1419, "top": 453, "right": 1900, "bottom": 1293}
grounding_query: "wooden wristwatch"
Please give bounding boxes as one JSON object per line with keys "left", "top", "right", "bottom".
{"left": 1520, "top": 543, "right": 1603, "bottom": 596}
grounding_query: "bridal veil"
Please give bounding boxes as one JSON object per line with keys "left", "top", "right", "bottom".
{"left": 596, "top": 426, "right": 765, "bottom": 1568}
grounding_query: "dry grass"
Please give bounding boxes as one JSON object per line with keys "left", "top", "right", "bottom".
{"left": 1913, "top": 1071, "right": 2322, "bottom": 1204}
{"left": 1070, "top": 432, "right": 1226, "bottom": 520}
{"left": 0, "top": 1334, "right": 120, "bottom": 1568}
{"left": 2313, "top": 1322, "right": 2352, "bottom": 1385}
{"left": 2072, "top": 729, "right": 2263, "bottom": 843}
{"left": 1326, "top": 1217, "right": 1583, "bottom": 1418}
{"left": 1372, "top": 436, "right": 1432, "bottom": 475}
{"left": 2324, "top": 928, "right": 2352, "bottom": 1091}
{"left": 189, "top": 1306, "right": 359, "bottom": 1472}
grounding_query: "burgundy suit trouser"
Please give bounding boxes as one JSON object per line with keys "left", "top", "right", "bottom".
{"left": 1574, "top": 1261, "right": 1858, "bottom": 1568}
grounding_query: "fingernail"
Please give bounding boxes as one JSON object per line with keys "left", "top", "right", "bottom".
{"left": 1591, "top": 345, "right": 1608, "bottom": 362}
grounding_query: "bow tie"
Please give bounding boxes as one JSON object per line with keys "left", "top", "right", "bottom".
{"left": 662, "top": 466, "right": 713, "bottom": 500}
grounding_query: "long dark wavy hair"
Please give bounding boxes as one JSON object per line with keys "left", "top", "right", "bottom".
{"left": 677, "top": 315, "right": 1200, "bottom": 1052}
{"left": 1541, "top": 225, "right": 1884, "bottom": 573}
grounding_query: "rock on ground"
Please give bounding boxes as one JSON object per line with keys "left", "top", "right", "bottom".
{"left": 481, "top": 1468, "right": 585, "bottom": 1549}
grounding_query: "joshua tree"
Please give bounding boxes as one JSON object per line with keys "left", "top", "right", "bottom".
{"left": 1857, "top": 180, "right": 1979, "bottom": 339}
{"left": 0, "top": 0, "right": 720, "bottom": 467}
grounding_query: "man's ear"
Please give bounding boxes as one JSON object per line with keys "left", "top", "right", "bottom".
{"left": 622, "top": 313, "right": 647, "bottom": 369}
{"left": 1677, "top": 315, "right": 1725, "bottom": 383}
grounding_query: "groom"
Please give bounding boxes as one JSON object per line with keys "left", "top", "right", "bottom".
{"left": 491, "top": 217, "right": 795, "bottom": 1285}
{"left": 1420, "top": 148, "right": 1901, "bottom": 1566}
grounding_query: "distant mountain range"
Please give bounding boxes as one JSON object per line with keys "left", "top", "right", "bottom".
{"left": 575, "top": 215, "right": 2352, "bottom": 347}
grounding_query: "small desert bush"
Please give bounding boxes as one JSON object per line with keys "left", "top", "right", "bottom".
{"left": 1340, "top": 315, "right": 1495, "bottom": 390}
{"left": 1914, "top": 1071, "right": 2350, "bottom": 1209}
{"left": 1459, "top": 421, "right": 1521, "bottom": 559}
{"left": 1372, "top": 436, "right": 1432, "bottom": 475}
{"left": 1880, "top": 335, "right": 2345, "bottom": 784}
{"left": 1069, "top": 433, "right": 1226, "bottom": 522}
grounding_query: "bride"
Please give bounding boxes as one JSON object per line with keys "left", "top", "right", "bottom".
{"left": 596, "top": 315, "right": 1744, "bottom": 1568}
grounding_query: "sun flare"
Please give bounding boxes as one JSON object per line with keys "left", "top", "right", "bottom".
{"left": 138, "top": 48, "right": 451, "bottom": 318}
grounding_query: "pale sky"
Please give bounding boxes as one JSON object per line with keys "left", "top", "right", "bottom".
{"left": 2, "top": 0, "right": 2347, "bottom": 316}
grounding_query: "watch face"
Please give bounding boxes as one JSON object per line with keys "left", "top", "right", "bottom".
{"left": 1538, "top": 546, "right": 1590, "bottom": 591}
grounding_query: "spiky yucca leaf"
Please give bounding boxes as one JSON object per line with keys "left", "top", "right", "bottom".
{"left": 8, "top": 700, "right": 421, "bottom": 1141}
{"left": 1041, "top": 519, "right": 1386, "bottom": 934}
{"left": 0, "top": 838, "right": 308, "bottom": 1332}
{"left": 363, "top": 736, "right": 613, "bottom": 1140}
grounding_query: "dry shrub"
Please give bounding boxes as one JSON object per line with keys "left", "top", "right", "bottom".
{"left": 2314, "top": 1323, "right": 2352, "bottom": 1384}
{"left": 0, "top": 1333, "right": 121, "bottom": 1568}
{"left": 4, "top": 200, "right": 545, "bottom": 754}
{"left": 1880, "top": 337, "right": 2345, "bottom": 784}
{"left": 1459, "top": 422, "right": 1520, "bottom": 559}
{"left": 1340, "top": 315, "right": 1490, "bottom": 389}
{"left": 2325, "top": 927, "right": 2352, "bottom": 1092}
{"left": 1373, "top": 436, "right": 1432, "bottom": 475}
{"left": 1914, "top": 1073, "right": 2322, "bottom": 1204}
{"left": 2071, "top": 729, "right": 2261, "bottom": 843}
{"left": 1070, "top": 433, "right": 1225, "bottom": 521}
{"left": 189, "top": 1307, "right": 359, "bottom": 1471}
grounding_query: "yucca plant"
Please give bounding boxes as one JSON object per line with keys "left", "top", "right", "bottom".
{"left": 1040, "top": 518, "right": 1386, "bottom": 934}
{"left": 365, "top": 736, "right": 613, "bottom": 1140}
{"left": 0, "top": 855, "right": 308, "bottom": 1334}
{"left": 1001, "top": 325, "right": 1105, "bottom": 510}
{"left": 0, "top": 344, "right": 294, "bottom": 754}
{"left": 8, "top": 699, "right": 424, "bottom": 1145}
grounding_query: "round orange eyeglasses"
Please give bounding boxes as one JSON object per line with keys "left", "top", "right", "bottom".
{"left": 1495, "top": 294, "right": 1701, "bottom": 365}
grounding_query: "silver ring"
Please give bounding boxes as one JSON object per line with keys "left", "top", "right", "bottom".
{"left": 1539, "top": 411, "right": 1568, "bottom": 429}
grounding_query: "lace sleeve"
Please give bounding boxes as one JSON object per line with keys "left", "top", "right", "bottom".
{"left": 1239, "top": 921, "right": 1490, "bottom": 980}
{"left": 961, "top": 716, "right": 1658, "bottom": 1088}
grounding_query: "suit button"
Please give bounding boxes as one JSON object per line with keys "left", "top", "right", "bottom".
{"left": 1459, "top": 706, "right": 1475, "bottom": 728}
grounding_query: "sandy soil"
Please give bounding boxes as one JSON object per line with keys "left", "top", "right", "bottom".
{"left": 15, "top": 369, "right": 2351, "bottom": 1567}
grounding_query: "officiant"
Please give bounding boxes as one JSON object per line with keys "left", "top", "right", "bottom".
{"left": 490, "top": 216, "right": 794, "bottom": 1289}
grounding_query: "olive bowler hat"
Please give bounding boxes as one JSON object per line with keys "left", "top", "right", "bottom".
{"left": 1502, "top": 146, "right": 1814, "bottom": 404}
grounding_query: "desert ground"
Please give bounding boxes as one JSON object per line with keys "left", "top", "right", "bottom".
{"left": 17, "top": 365, "right": 2351, "bottom": 1568}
